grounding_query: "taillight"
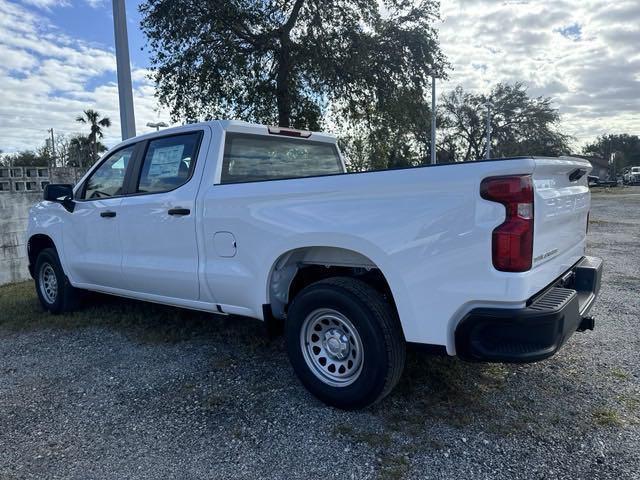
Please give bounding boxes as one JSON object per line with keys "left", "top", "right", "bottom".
{"left": 480, "top": 175, "right": 534, "bottom": 272}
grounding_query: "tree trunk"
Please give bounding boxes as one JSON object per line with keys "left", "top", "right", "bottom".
{"left": 89, "top": 134, "right": 97, "bottom": 164}
{"left": 275, "top": 0, "right": 304, "bottom": 128}
{"left": 276, "top": 39, "right": 292, "bottom": 128}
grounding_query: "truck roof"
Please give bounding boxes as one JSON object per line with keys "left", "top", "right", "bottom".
{"left": 117, "top": 120, "right": 338, "bottom": 148}
{"left": 218, "top": 120, "right": 337, "bottom": 143}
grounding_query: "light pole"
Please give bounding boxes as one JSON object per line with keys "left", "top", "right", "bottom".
{"left": 484, "top": 102, "right": 493, "bottom": 159}
{"left": 47, "top": 128, "right": 56, "bottom": 168}
{"left": 146, "top": 121, "right": 168, "bottom": 131}
{"left": 112, "top": 0, "right": 136, "bottom": 140}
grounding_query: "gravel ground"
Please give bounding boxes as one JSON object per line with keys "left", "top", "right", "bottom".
{"left": 1, "top": 187, "right": 639, "bottom": 480}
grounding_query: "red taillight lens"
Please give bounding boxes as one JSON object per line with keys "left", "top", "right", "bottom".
{"left": 480, "top": 175, "right": 534, "bottom": 272}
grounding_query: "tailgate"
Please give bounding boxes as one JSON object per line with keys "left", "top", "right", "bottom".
{"left": 532, "top": 157, "right": 591, "bottom": 276}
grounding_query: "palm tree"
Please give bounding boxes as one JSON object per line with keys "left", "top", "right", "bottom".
{"left": 76, "top": 109, "right": 111, "bottom": 163}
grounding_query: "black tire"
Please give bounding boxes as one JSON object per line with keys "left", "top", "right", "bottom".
{"left": 285, "top": 277, "right": 406, "bottom": 409}
{"left": 34, "top": 248, "right": 79, "bottom": 314}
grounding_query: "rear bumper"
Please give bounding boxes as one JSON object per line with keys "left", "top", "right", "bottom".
{"left": 455, "top": 256, "right": 603, "bottom": 363}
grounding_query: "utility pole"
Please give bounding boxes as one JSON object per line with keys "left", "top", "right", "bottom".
{"left": 47, "top": 128, "right": 56, "bottom": 168}
{"left": 431, "top": 75, "right": 437, "bottom": 164}
{"left": 484, "top": 102, "right": 493, "bottom": 159}
{"left": 112, "top": 0, "right": 136, "bottom": 140}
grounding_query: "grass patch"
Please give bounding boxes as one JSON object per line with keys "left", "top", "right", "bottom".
{"left": 383, "top": 353, "right": 512, "bottom": 433}
{"left": 610, "top": 368, "right": 631, "bottom": 381}
{"left": 332, "top": 424, "right": 393, "bottom": 449}
{"left": 203, "top": 393, "right": 232, "bottom": 411}
{"left": 618, "top": 394, "right": 640, "bottom": 412}
{"left": 592, "top": 408, "right": 623, "bottom": 427}
{"left": 0, "top": 281, "right": 272, "bottom": 349}
{"left": 378, "top": 453, "right": 409, "bottom": 480}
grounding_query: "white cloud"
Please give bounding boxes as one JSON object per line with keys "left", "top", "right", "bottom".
{"left": 84, "top": 0, "right": 105, "bottom": 8}
{"left": 437, "top": 0, "right": 640, "bottom": 148}
{"left": 20, "top": 0, "right": 69, "bottom": 9}
{"left": 0, "top": 0, "right": 171, "bottom": 153}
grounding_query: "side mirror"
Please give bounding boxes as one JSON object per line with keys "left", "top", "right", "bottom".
{"left": 43, "top": 184, "right": 75, "bottom": 212}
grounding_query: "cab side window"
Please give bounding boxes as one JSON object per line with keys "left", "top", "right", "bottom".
{"left": 82, "top": 145, "right": 135, "bottom": 199}
{"left": 137, "top": 133, "right": 201, "bottom": 194}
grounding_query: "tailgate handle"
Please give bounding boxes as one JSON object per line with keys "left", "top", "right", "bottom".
{"left": 568, "top": 168, "right": 587, "bottom": 182}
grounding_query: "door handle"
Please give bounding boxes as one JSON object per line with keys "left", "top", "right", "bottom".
{"left": 168, "top": 207, "right": 190, "bottom": 216}
{"left": 100, "top": 210, "right": 116, "bottom": 218}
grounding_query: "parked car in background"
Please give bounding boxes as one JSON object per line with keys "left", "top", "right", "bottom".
{"left": 624, "top": 166, "right": 640, "bottom": 185}
{"left": 589, "top": 175, "right": 618, "bottom": 188}
{"left": 27, "top": 120, "right": 603, "bottom": 409}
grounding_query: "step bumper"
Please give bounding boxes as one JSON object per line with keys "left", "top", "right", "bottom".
{"left": 455, "top": 256, "right": 603, "bottom": 363}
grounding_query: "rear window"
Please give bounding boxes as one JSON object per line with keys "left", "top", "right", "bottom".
{"left": 220, "top": 133, "right": 343, "bottom": 184}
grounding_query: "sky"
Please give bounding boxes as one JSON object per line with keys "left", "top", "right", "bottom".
{"left": 0, "top": 0, "right": 638, "bottom": 153}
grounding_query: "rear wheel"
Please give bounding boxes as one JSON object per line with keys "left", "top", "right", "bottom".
{"left": 34, "top": 248, "right": 79, "bottom": 314}
{"left": 285, "top": 277, "right": 405, "bottom": 409}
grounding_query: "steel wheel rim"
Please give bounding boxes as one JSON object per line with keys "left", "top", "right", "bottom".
{"left": 300, "top": 308, "right": 364, "bottom": 387}
{"left": 39, "top": 263, "right": 58, "bottom": 304}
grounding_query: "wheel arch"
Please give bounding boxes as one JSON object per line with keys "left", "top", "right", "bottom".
{"left": 265, "top": 245, "right": 407, "bottom": 332}
{"left": 27, "top": 233, "right": 57, "bottom": 279}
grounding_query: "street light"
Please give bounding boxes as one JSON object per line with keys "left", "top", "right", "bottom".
{"left": 146, "top": 122, "right": 168, "bottom": 131}
{"left": 483, "top": 102, "right": 493, "bottom": 159}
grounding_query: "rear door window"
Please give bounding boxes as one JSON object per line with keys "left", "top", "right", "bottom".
{"left": 221, "top": 133, "right": 343, "bottom": 184}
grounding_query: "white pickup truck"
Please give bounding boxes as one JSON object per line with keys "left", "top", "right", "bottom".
{"left": 27, "top": 120, "right": 602, "bottom": 409}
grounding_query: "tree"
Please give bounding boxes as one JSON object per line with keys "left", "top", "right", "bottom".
{"left": 337, "top": 82, "right": 437, "bottom": 171}
{"left": 140, "top": 0, "right": 447, "bottom": 130}
{"left": 440, "top": 83, "right": 572, "bottom": 162}
{"left": 583, "top": 134, "right": 640, "bottom": 172}
{"left": 76, "top": 109, "right": 111, "bottom": 163}
{"left": 2, "top": 150, "right": 48, "bottom": 167}
{"left": 67, "top": 134, "right": 107, "bottom": 168}
{"left": 45, "top": 133, "right": 72, "bottom": 168}
{"left": 0, "top": 135, "right": 67, "bottom": 168}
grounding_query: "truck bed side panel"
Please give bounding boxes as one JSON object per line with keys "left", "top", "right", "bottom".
{"left": 199, "top": 158, "right": 539, "bottom": 350}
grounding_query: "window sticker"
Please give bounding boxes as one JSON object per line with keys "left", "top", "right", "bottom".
{"left": 148, "top": 145, "right": 185, "bottom": 178}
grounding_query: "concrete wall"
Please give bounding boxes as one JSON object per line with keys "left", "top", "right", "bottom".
{"left": 0, "top": 167, "right": 86, "bottom": 285}
{"left": 0, "top": 192, "right": 41, "bottom": 285}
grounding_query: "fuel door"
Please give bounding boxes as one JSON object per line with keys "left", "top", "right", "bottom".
{"left": 213, "top": 231, "right": 237, "bottom": 258}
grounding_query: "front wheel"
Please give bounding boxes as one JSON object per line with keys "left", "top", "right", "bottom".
{"left": 34, "top": 248, "right": 79, "bottom": 314}
{"left": 285, "top": 277, "right": 406, "bottom": 409}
